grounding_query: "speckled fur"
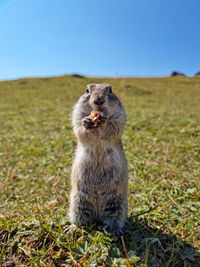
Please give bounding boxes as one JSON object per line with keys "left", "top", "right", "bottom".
{"left": 68, "top": 83, "right": 128, "bottom": 235}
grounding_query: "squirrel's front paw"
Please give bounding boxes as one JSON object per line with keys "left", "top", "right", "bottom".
{"left": 82, "top": 117, "right": 94, "bottom": 129}
{"left": 99, "top": 110, "right": 108, "bottom": 123}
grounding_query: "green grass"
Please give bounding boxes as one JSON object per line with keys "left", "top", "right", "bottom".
{"left": 0, "top": 75, "right": 200, "bottom": 266}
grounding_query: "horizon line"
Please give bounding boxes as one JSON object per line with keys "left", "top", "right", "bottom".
{"left": 0, "top": 72, "right": 197, "bottom": 82}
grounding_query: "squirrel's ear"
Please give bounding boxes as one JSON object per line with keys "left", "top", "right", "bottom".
{"left": 109, "top": 86, "right": 112, "bottom": 93}
{"left": 86, "top": 88, "right": 89, "bottom": 93}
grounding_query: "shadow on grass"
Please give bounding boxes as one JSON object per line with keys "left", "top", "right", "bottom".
{"left": 116, "top": 217, "right": 200, "bottom": 267}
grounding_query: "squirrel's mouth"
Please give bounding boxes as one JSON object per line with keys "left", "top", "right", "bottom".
{"left": 91, "top": 104, "right": 108, "bottom": 112}
{"left": 95, "top": 107, "right": 103, "bottom": 112}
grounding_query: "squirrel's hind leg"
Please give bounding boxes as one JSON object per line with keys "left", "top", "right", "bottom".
{"left": 68, "top": 197, "right": 97, "bottom": 226}
{"left": 99, "top": 196, "right": 127, "bottom": 236}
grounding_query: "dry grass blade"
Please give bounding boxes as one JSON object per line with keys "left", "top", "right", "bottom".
{"left": 121, "top": 235, "right": 130, "bottom": 267}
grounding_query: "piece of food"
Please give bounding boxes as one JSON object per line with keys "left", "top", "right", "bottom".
{"left": 89, "top": 110, "right": 108, "bottom": 127}
{"left": 89, "top": 111, "right": 100, "bottom": 121}
{"left": 89, "top": 111, "right": 101, "bottom": 127}
{"left": 89, "top": 111, "right": 100, "bottom": 120}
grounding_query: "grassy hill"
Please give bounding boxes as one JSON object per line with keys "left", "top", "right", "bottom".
{"left": 0, "top": 75, "right": 200, "bottom": 266}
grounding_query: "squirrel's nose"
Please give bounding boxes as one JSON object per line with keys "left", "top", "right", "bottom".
{"left": 94, "top": 98, "right": 105, "bottom": 105}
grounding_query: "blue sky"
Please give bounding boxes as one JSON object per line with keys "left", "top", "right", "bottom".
{"left": 0, "top": 0, "right": 200, "bottom": 80}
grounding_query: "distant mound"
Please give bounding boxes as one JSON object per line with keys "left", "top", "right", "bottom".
{"left": 194, "top": 71, "right": 200, "bottom": 77}
{"left": 71, "top": 73, "right": 85, "bottom": 78}
{"left": 171, "top": 71, "right": 186, "bottom": 77}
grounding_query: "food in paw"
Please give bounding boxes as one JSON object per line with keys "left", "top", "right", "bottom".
{"left": 89, "top": 111, "right": 100, "bottom": 121}
{"left": 89, "top": 110, "right": 108, "bottom": 127}
{"left": 89, "top": 111, "right": 101, "bottom": 127}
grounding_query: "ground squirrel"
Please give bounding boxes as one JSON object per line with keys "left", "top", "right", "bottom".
{"left": 68, "top": 83, "right": 128, "bottom": 235}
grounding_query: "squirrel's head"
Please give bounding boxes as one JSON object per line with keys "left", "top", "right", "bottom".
{"left": 81, "top": 83, "right": 121, "bottom": 115}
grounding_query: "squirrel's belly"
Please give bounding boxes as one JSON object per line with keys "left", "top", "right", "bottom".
{"left": 73, "top": 145, "right": 126, "bottom": 186}
{"left": 75, "top": 145, "right": 122, "bottom": 171}
{"left": 72, "top": 145, "right": 127, "bottom": 212}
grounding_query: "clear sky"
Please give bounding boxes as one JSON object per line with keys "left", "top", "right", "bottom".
{"left": 0, "top": 0, "right": 200, "bottom": 80}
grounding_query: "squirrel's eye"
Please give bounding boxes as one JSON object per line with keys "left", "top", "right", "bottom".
{"left": 109, "top": 87, "right": 112, "bottom": 94}
{"left": 86, "top": 88, "right": 89, "bottom": 93}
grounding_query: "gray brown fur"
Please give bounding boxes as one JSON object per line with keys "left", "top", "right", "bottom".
{"left": 68, "top": 83, "right": 128, "bottom": 235}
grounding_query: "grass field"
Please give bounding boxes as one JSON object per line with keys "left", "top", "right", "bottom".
{"left": 0, "top": 75, "right": 200, "bottom": 266}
